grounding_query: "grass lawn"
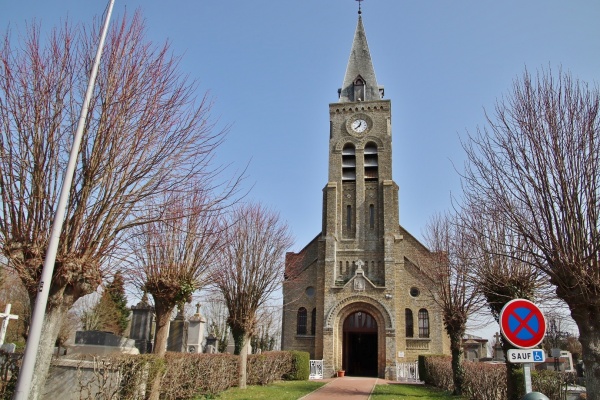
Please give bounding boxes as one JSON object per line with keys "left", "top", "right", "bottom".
{"left": 206, "top": 380, "right": 326, "bottom": 400}
{"left": 371, "top": 383, "right": 463, "bottom": 399}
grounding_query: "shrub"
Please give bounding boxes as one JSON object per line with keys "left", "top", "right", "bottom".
{"left": 422, "top": 355, "right": 453, "bottom": 391}
{"left": 247, "top": 351, "right": 293, "bottom": 385}
{"left": 0, "top": 350, "right": 22, "bottom": 399}
{"left": 462, "top": 362, "right": 506, "bottom": 400}
{"left": 418, "top": 354, "right": 447, "bottom": 386}
{"left": 532, "top": 370, "right": 577, "bottom": 400}
{"left": 62, "top": 350, "right": 304, "bottom": 399}
{"left": 161, "top": 352, "right": 238, "bottom": 399}
{"left": 285, "top": 351, "right": 310, "bottom": 381}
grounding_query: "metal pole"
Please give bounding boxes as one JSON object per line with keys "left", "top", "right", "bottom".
{"left": 13, "top": 1, "right": 115, "bottom": 398}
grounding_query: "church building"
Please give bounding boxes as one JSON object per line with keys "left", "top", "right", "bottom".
{"left": 281, "top": 10, "right": 450, "bottom": 379}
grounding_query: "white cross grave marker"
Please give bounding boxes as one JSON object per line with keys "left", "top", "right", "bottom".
{"left": 0, "top": 304, "right": 19, "bottom": 346}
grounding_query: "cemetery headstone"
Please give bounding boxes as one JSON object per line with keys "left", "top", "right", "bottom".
{"left": 167, "top": 305, "right": 188, "bottom": 353}
{"left": 130, "top": 295, "right": 154, "bottom": 353}
{"left": 187, "top": 303, "right": 206, "bottom": 353}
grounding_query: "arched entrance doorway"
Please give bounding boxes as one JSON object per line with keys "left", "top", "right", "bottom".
{"left": 343, "top": 311, "right": 378, "bottom": 376}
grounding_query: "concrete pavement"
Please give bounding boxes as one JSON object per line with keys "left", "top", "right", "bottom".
{"left": 300, "top": 377, "right": 379, "bottom": 400}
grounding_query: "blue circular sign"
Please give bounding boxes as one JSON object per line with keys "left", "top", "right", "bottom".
{"left": 499, "top": 299, "right": 546, "bottom": 349}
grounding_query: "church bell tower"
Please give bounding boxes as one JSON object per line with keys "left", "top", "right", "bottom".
{"left": 323, "top": 14, "right": 398, "bottom": 289}
{"left": 281, "top": 7, "right": 449, "bottom": 380}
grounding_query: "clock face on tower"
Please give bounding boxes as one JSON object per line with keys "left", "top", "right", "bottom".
{"left": 347, "top": 114, "right": 371, "bottom": 135}
{"left": 351, "top": 119, "right": 368, "bottom": 133}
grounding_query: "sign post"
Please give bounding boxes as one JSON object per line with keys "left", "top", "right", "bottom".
{"left": 500, "top": 299, "right": 547, "bottom": 395}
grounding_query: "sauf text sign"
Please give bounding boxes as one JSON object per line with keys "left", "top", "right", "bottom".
{"left": 507, "top": 349, "right": 545, "bottom": 364}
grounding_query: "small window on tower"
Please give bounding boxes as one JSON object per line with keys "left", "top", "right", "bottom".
{"left": 354, "top": 76, "right": 365, "bottom": 101}
{"left": 369, "top": 204, "right": 375, "bottom": 229}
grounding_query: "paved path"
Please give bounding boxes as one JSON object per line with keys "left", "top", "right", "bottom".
{"left": 300, "top": 377, "right": 379, "bottom": 400}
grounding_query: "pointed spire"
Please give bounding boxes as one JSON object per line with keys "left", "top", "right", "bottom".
{"left": 338, "top": 15, "right": 383, "bottom": 103}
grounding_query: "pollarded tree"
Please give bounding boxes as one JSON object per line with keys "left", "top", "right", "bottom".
{"left": 129, "top": 183, "right": 226, "bottom": 356}
{"left": 462, "top": 68, "right": 600, "bottom": 399}
{"left": 460, "top": 205, "right": 547, "bottom": 400}
{"left": 422, "top": 211, "right": 484, "bottom": 396}
{"left": 0, "top": 11, "right": 226, "bottom": 398}
{"left": 213, "top": 204, "right": 293, "bottom": 389}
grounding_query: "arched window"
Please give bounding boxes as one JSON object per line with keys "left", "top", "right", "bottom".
{"left": 418, "top": 309, "right": 430, "bottom": 338}
{"left": 369, "top": 204, "right": 375, "bottom": 229}
{"left": 311, "top": 308, "right": 317, "bottom": 335}
{"left": 364, "top": 142, "right": 378, "bottom": 180}
{"left": 353, "top": 76, "right": 365, "bottom": 101}
{"left": 405, "top": 309, "right": 414, "bottom": 338}
{"left": 297, "top": 307, "right": 307, "bottom": 335}
{"left": 342, "top": 143, "right": 356, "bottom": 181}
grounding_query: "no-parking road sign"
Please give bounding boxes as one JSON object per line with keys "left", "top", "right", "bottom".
{"left": 500, "top": 299, "right": 546, "bottom": 349}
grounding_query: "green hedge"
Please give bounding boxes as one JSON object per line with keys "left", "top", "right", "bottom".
{"left": 418, "top": 354, "right": 448, "bottom": 385}
{"left": 285, "top": 351, "right": 310, "bottom": 381}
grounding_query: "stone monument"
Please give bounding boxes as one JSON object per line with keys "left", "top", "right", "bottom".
{"left": 187, "top": 303, "right": 206, "bottom": 353}
{"left": 167, "top": 305, "right": 188, "bottom": 353}
{"left": 129, "top": 294, "right": 154, "bottom": 354}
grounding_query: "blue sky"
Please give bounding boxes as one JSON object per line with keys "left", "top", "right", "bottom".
{"left": 3, "top": 0, "right": 598, "bottom": 339}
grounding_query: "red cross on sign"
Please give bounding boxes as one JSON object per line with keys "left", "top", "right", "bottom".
{"left": 500, "top": 299, "right": 546, "bottom": 349}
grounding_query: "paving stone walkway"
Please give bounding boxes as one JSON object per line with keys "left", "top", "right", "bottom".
{"left": 300, "top": 377, "right": 379, "bottom": 400}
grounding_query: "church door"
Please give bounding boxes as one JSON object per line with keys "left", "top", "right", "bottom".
{"left": 343, "top": 311, "right": 378, "bottom": 376}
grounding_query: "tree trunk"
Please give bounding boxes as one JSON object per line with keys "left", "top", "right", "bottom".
{"left": 238, "top": 334, "right": 250, "bottom": 389}
{"left": 448, "top": 328, "right": 465, "bottom": 396}
{"left": 574, "top": 318, "right": 600, "bottom": 400}
{"left": 28, "top": 304, "right": 68, "bottom": 400}
{"left": 581, "top": 333, "right": 600, "bottom": 400}
{"left": 152, "top": 302, "right": 173, "bottom": 357}
{"left": 231, "top": 327, "right": 249, "bottom": 389}
{"left": 501, "top": 337, "right": 522, "bottom": 400}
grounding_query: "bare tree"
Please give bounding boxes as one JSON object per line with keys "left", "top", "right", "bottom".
{"left": 460, "top": 205, "right": 547, "bottom": 400}
{"left": 0, "top": 11, "right": 228, "bottom": 397}
{"left": 213, "top": 204, "right": 293, "bottom": 389}
{"left": 462, "top": 68, "right": 600, "bottom": 398}
{"left": 422, "top": 211, "right": 484, "bottom": 396}
{"left": 129, "top": 183, "right": 226, "bottom": 356}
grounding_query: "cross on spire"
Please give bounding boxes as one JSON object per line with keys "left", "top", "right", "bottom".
{"left": 356, "top": 0, "right": 364, "bottom": 15}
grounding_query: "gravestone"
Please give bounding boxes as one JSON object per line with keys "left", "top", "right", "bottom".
{"left": 493, "top": 332, "right": 505, "bottom": 361}
{"left": 167, "top": 305, "right": 188, "bottom": 353}
{"left": 71, "top": 330, "right": 138, "bottom": 356}
{"left": 186, "top": 303, "right": 206, "bottom": 353}
{"left": 205, "top": 333, "right": 219, "bottom": 353}
{"left": 130, "top": 295, "right": 154, "bottom": 354}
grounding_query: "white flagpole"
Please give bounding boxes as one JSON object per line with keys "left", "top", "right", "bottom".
{"left": 13, "top": 1, "right": 116, "bottom": 398}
